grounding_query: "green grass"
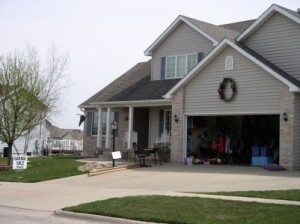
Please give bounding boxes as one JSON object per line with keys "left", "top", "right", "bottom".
{"left": 0, "top": 156, "right": 86, "bottom": 182}
{"left": 64, "top": 195, "right": 300, "bottom": 224}
{"left": 197, "top": 189, "right": 300, "bottom": 201}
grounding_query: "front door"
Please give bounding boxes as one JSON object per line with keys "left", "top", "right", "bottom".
{"left": 133, "top": 108, "right": 150, "bottom": 148}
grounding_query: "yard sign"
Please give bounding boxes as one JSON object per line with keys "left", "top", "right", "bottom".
{"left": 12, "top": 155, "right": 28, "bottom": 170}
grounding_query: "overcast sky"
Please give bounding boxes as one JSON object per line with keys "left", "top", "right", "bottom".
{"left": 0, "top": 0, "right": 299, "bottom": 129}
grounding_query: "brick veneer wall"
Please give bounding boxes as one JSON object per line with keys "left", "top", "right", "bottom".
{"left": 171, "top": 88, "right": 184, "bottom": 162}
{"left": 279, "top": 83, "right": 295, "bottom": 170}
{"left": 82, "top": 108, "right": 129, "bottom": 157}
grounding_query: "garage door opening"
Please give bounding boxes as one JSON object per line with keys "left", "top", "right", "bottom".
{"left": 186, "top": 115, "right": 279, "bottom": 165}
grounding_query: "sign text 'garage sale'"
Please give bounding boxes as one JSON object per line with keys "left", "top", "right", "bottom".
{"left": 13, "top": 155, "right": 28, "bottom": 170}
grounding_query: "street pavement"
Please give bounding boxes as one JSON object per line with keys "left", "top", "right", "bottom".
{"left": 0, "top": 161, "right": 300, "bottom": 223}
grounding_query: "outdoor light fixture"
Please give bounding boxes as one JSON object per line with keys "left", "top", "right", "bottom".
{"left": 283, "top": 112, "right": 288, "bottom": 122}
{"left": 174, "top": 114, "right": 179, "bottom": 123}
{"left": 111, "top": 121, "right": 118, "bottom": 167}
{"left": 111, "top": 121, "right": 117, "bottom": 130}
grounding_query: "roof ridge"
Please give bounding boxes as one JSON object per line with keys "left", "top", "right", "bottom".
{"left": 275, "top": 4, "right": 300, "bottom": 18}
{"left": 182, "top": 15, "right": 240, "bottom": 41}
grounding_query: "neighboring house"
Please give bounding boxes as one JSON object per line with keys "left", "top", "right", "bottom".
{"left": 50, "top": 126, "right": 83, "bottom": 141}
{"left": 38, "top": 126, "right": 83, "bottom": 153}
{"left": 0, "top": 120, "right": 51, "bottom": 156}
{"left": 79, "top": 4, "right": 300, "bottom": 170}
{"left": 0, "top": 121, "right": 83, "bottom": 156}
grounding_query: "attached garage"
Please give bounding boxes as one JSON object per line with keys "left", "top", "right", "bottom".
{"left": 168, "top": 40, "right": 300, "bottom": 170}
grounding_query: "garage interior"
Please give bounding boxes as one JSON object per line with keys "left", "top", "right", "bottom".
{"left": 186, "top": 115, "right": 279, "bottom": 165}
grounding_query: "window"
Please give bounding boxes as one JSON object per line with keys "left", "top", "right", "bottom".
{"left": 177, "top": 55, "right": 186, "bottom": 77}
{"left": 164, "top": 110, "right": 172, "bottom": 133}
{"left": 187, "top": 54, "right": 197, "bottom": 72}
{"left": 91, "top": 111, "right": 116, "bottom": 136}
{"left": 166, "top": 56, "right": 176, "bottom": 78}
{"left": 166, "top": 53, "right": 198, "bottom": 78}
{"left": 91, "top": 112, "right": 98, "bottom": 136}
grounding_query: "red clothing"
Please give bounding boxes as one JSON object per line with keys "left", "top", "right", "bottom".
{"left": 219, "top": 136, "right": 226, "bottom": 153}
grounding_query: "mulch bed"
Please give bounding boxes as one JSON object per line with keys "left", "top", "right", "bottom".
{"left": 0, "top": 164, "right": 12, "bottom": 171}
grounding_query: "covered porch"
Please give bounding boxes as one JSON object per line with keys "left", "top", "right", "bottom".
{"left": 86, "top": 99, "right": 173, "bottom": 160}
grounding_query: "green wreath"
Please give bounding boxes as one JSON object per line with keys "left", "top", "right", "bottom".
{"left": 218, "top": 78, "right": 236, "bottom": 102}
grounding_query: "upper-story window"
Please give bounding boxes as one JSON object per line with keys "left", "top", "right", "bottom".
{"left": 161, "top": 52, "right": 204, "bottom": 80}
{"left": 166, "top": 53, "right": 197, "bottom": 79}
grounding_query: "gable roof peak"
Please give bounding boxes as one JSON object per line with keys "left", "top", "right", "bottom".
{"left": 237, "top": 4, "right": 300, "bottom": 42}
{"left": 144, "top": 15, "right": 240, "bottom": 56}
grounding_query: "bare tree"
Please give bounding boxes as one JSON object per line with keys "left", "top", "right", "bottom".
{"left": 0, "top": 46, "right": 68, "bottom": 165}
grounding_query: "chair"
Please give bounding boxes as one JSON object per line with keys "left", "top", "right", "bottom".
{"left": 134, "top": 144, "right": 151, "bottom": 167}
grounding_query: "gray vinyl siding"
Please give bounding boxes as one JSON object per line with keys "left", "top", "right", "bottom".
{"left": 0, "top": 122, "right": 49, "bottom": 155}
{"left": 293, "top": 93, "right": 300, "bottom": 169}
{"left": 151, "top": 22, "right": 214, "bottom": 80}
{"left": 184, "top": 47, "right": 281, "bottom": 114}
{"left": 244, "top": 12, "right": 300, "bottom": 80}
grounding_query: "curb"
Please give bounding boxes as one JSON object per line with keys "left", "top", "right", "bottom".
{"left": 54, "top": 210, "right": 162, "bottom": 224}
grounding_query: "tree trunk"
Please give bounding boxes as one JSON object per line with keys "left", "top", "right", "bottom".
{"left": 7, "top": 142, "right": 13, "bottom": 166}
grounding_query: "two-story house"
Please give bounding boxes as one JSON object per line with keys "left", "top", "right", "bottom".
{"left": 79, "top": 4, "right": 300, "bottom": 170}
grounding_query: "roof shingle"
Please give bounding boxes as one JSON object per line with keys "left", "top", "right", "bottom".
{"left": 79, "top": 60, "right": 151, "bottom": 107}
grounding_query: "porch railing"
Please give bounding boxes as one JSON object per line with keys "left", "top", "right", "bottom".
{"left": 123, "top": 131, "right": 138, "bottom": 148}
{"left": 39, "top": 139, "right": 83, "bottom": 152}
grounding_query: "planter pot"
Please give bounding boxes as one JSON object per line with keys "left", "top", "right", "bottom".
{"left": 184, "top": 158, "right": 193, "bottom": 166}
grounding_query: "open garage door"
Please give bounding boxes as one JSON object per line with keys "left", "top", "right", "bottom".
{"left": 186, "top": 115, "right": 279, "bottom": 165}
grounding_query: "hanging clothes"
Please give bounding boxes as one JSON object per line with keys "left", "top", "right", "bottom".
{"left": 225, "top": 135, "right": 231, "bottom": 154}
{"left": 219, "top": 135, "right": 226, "bottom": 153}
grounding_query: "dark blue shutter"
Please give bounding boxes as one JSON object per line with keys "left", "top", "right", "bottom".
{"left": 85, "top": 112, "right": 92, "bottom": 136}
{"left": 160, "top": 57, "right": 166, "bottom": 80}
{"left": 197, "top": 52, "right": 204, "bottom": 63}
{"left": 159, "top": 110, "right": 164, "bottom": 137}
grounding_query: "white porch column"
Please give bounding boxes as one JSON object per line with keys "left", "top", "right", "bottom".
{"left": 127, "top": 106, "right": 134, "bottom": 149}
{"left": 96, "top": 107, "right": 102, "bottom": 148}
{"left": 105, "top": 107, "right": 111, "bottom": 148}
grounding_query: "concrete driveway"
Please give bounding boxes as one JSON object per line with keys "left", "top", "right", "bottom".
{"left": 0, "top": 162, "right": 300, "bottom": 211}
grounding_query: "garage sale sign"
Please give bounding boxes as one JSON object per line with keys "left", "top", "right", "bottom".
{"left": 12, "top": 155, "right": 28, "bottom": 170}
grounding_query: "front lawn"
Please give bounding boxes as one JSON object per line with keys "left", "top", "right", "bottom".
{"left": 0, "top": 156, "right": 86, "bottom": 182}
{"left": 197, "top": 189, "right": 300, "bottom": 201}
{"left": 64, "top": 195, "right": 300, "bottom": 224}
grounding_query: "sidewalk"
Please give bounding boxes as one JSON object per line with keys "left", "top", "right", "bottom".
{"left": 0, "top": 161, "right": 299, "bottom": 222}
